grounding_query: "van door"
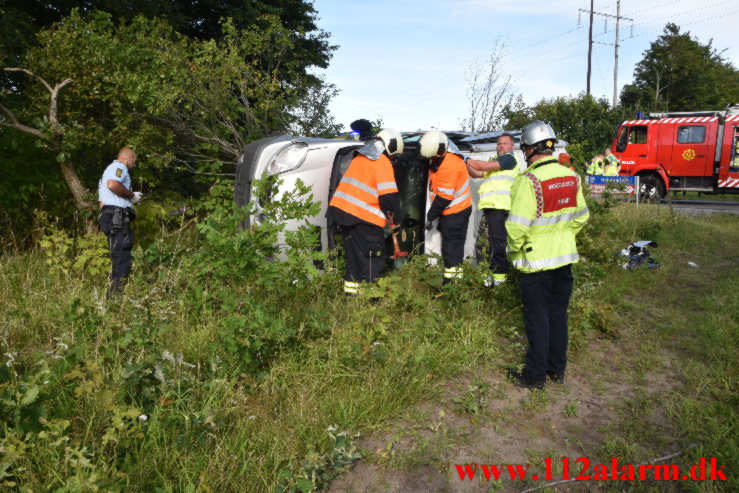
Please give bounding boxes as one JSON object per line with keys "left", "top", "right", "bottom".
{"left": 670, "top": 124, "right": 709, "bottom": 177}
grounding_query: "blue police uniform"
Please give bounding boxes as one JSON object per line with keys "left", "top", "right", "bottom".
{"left": 98, "top": 160, "right": 135, "bottom": 295}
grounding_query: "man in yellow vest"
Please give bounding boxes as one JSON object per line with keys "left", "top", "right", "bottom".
{"left": 586, "top": 154, "right": 604, "bottom": 175}
{"left": 505, "top": 121, "right": 589, "bottom": 389}
{"left": 466, "top": 133, "right": 521, "bottom": 286}
{"left": 603, "top": 148, "right": 620, "bottom": 176}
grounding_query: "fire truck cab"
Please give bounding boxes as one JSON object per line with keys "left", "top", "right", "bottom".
{"left": 612, "top": 105, "right": 739, "bottom": 200}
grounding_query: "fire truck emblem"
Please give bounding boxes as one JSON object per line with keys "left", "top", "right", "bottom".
{"left": 682, "top": 149, "right": 696, "bottom": 161}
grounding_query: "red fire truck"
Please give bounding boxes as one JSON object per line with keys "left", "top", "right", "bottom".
{"left": 612, "top": 105, "right": 739, "bottom": 199}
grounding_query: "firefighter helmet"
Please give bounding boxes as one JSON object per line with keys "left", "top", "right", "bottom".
{"left": 377, "top": 128, "right": 404, "bottom": 155}
{"left": 520, "top": 120, "right": 557, "bottom": 151}
{"left": 419, "top": 130, "right": 448, "bottom": 158}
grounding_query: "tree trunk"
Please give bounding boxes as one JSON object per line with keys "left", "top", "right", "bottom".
{"left": 59, "top": 161, "right": 94, "bottom": 211}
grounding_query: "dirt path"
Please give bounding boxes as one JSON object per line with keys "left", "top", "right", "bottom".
{"left": 327, "top": 262, "right": 710, "bottom": 492}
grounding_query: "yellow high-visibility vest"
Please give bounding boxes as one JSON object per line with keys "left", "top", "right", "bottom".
{"left": 478, "top": 152, "right": 522, "bottom": 211}
{"left": 507, "top": 157, "right": 590, "bottom": 273}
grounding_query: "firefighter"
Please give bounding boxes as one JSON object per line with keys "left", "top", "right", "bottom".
{"left": 465, "top": 133, "right": 521, "bottom": 286}
{"left": 505, "top": 121, "right": 589, "bottom": 389}
{"left": 586, "top": 154, "right": 604, "bottom": 175}
{"left": 604, "top": 148, "right": 620, "bottom": 176}
{"left": 419, "top": 130, "right": 472, "bottom": 286}
{"left": 732, "top": 138, "right": 739, "bottom": 170}
{"left": 326, "top": 128, "right": 404, "bottom": 296}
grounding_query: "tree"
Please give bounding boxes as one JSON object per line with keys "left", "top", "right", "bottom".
{"left": 620, "top": 23, "right": 739, "bottom": 112}
{"left": 460, "top": 41, "right": 516, "bottom": 132}
{"left": 1, "top": 10, "right": 337, "bottom": 218}
{"left": 0, "top": 0, "right": 333, "bottom": 76}
{"left": 501, "top": 93, "right": 630, "bottom": 162}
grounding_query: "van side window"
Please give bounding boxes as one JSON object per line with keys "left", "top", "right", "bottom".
{"left": 629, "top": 126, "right": 648, "bottom": 145}
{"left": 677, "top": 125, "right": 706, "bottom": 144}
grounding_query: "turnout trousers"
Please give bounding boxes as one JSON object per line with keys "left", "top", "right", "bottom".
{"left": 483, "top": 208, "right": 510, "bottom": 278}
{"left": 340, "top": 223, "right": 386, "bottom": 295}
{"left": 439, "top": 208, "right": 471, "bottom": 285}
{"left": 99, "top": 209, "right": 134, "bottom": 295}
{"left": 520, "top": 264, "right": 574, "bottom": 382}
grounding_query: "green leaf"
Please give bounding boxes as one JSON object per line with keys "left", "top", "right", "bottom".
{"left": 21, "top": 385, "right": 40, "bottom": 406}
{"left": 295, "top": 478, "right": 314, "bottom": 492}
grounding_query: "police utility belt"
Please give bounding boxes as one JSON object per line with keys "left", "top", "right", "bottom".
{"left": 101, "top": 205, "right": 136, "bottom": 234}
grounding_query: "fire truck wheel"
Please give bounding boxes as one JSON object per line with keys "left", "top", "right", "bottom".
{"left": 639, "top": 174, "right": 665, "bottom": 202}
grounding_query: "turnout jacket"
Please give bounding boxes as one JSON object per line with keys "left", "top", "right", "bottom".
{"left": 327, "top": 152, "right": 402, "bottom": 228}
{"left": 506, "top": 157, "right": 589, "bottom": 273}
{"left": 427, "top": 152, "right": 472, "bottom": 223}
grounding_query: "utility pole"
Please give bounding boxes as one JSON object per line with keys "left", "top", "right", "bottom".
{"left": 586, "top": 0, "right": 594, "bottom": 96}
{"left": 612, "top": 0, "right": 621, "bottom": 107}
{"left": 579, "top": 1, "right": 633, "bottom": 105}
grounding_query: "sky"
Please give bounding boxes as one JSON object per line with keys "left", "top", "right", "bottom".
{"left": 311, "top": 0, "right": 739, "bottom": 132}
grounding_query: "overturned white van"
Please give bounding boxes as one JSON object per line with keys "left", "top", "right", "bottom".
{"left": 234, "top": 131, "right": 568, "bottom": 262}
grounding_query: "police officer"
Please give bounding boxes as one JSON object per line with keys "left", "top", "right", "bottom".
{"left": 465, "top": 133, "right": 521, "bottom": 286}
{"left": 98, "top": 148, "right": 142, "bottom": 296}
{"left": 326, "top": 129, "right": 404, "bottom": 296}
{"left": 505, "top": 121, "right": 589, "bottom": 389}
{"left": 419, "top": 130, "right": 472, "bottom": 286}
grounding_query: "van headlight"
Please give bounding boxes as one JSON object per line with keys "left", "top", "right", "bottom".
{"left": 267, "top": 142, "right": 308, "bottom": 175}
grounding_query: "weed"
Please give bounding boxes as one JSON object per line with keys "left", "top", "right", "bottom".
{"left": 452, "top": 380, "right": 490, "bottom": 414}
{"left": 564, "top": 401, "right": 580, "bottom": 418}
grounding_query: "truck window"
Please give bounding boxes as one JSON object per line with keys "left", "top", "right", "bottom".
{"left": 616, "top": 126, "right": 629, "bottom": 152}
{"left": 629, "top": 126, "right": 648, "bottom": 144}
{"left": 676, "top": 125, "right": 706, "bottom": 144}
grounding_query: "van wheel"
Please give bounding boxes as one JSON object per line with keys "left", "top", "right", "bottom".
{"left": 639, "top": 175, "right": 665, "bottom": 202}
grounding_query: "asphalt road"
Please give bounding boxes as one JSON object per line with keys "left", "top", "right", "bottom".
{"left": 662, "top": 199, "right": 739, "bottom": 215}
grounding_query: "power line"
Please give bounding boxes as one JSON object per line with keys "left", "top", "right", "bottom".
{"left": 579, "top": 1, "right": 633, "bottom": 103}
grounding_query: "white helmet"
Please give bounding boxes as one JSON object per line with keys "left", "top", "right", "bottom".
{"left": 520, "top": 120, "right": 557, "bottom": 150}
{"left": 419, "top": 130, "right": 448, "bottom": 158}
{"left": 377, "top": 128, "right": 404, "bottom": 155}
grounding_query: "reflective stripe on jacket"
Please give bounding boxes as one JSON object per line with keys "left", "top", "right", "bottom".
{"left": 506, "top": 157, "right": 590, "bottom": 273}
{"left": 478, "top": 152, "right": 521, "bottom": 210}
{"left": 429, "top": 153, "right": 472, "bottom": 215}
{"left": 329, "top": 154, "right": 399, "bottom": 227}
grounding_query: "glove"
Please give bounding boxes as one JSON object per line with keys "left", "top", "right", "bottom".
{"left": 425, "top": 220, "right": 435, "bottom": 231}
{"left": 132, "top": 191, "right": 143, "bottom": 204}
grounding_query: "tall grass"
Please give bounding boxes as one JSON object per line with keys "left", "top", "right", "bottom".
{"left": 1, "top": 194, "right": 736, "bottom": 491}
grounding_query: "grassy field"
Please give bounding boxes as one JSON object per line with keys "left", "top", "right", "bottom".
{"left": 1, "top": 201, "right": 736, "bottom": 492}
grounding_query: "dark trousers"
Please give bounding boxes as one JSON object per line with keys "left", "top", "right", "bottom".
{"left": 483, "top": 208, "right": 509, "bottom": 276}
{"left": 99, "top": 211, "right": 134, "bottom": 294}
{"left": 439, "top": 208, "right": 471, "bottom": 285}
{"left": 520, "top": 264, "right": 574, "bottom": 382}
{"left": 341, "top": 223, "right": 386, "bottom": 284}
